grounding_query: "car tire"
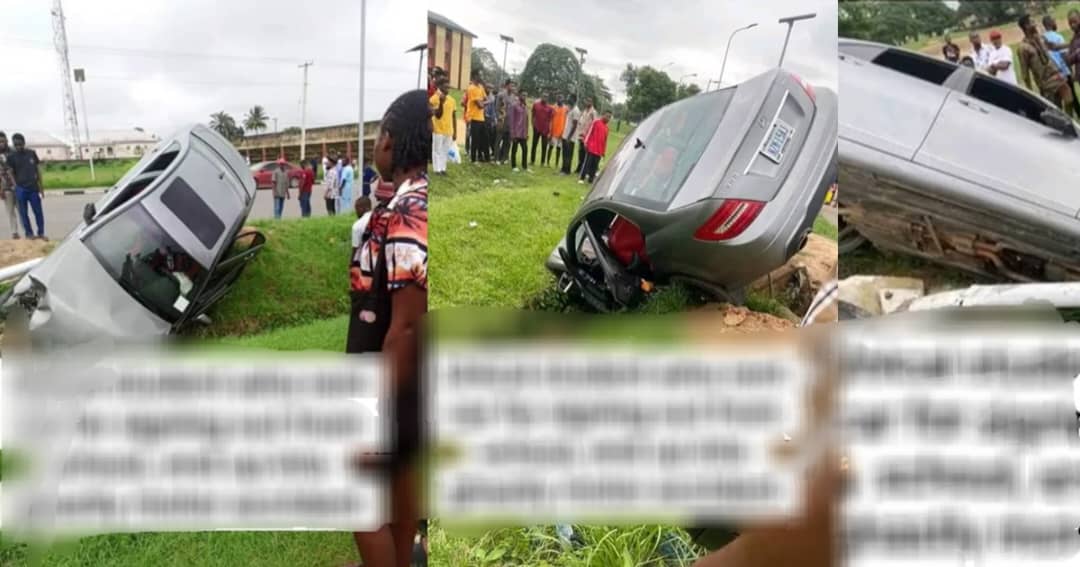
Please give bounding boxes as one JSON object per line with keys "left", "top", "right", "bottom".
{"left": 838, "top": 217, "right": 868, "bottom": 255}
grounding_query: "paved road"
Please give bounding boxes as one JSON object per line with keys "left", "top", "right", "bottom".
{"left": 34, "top": 185, "right": 335, "bottom": 239}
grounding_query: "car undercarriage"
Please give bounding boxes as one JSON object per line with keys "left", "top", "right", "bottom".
{"left": 839, "top": 164, "right": 1080, "bottom": 283}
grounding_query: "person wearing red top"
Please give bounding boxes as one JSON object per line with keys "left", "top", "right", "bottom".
{"left": 299, "top": 161, "right": 316, "bottom": 217}
{"left": 579, "top": 110, "right": 611, "bottom": 184}
{"left": 530, "top": 95, "right": 553, "bottom": 166}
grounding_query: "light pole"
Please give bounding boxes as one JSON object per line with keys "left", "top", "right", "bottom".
{"left": 719, "top": 22, "right": 758, "bottom": 88}
{"left": 499, "top": 34, "right": 514, "bottom": 87}
{"left": 678, "top": 73, "right": 697, "bottom": 86}
{"left": 778, "top": 13, "right": 816, "bottom": 67}
{"left": 574, "top": 46, "right": 588, "bottom": 103}
{"left": 359, "top": 0, "right": 366, "bottom": 164}
{"left": 406, "top": 42, "right": 428, "bottom": 89}
{"left": 73, "top": 67, "right": 94, "bottom": 181}
{"left": 299, "top": 61, "right": 313, "bottom": 161}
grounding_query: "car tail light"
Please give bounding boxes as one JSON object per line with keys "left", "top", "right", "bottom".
{"left": 790, "top": 72, "right": 815, "bottom": 103}
{"left": 694, "top": 199, "right": 765, "bottom": 241}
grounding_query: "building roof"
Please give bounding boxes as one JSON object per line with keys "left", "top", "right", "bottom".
{"left": 12, "top": 130, "right": 70, "bottom": 148}
{"left": 86, "top": 128, "right": 159, "bottom": 145}
{"left": 428, "top": 11, "right": 477, "bottom": 38}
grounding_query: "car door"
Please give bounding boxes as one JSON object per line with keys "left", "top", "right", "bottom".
{"left": 913, "top": 76, "right": 1080, "bottom": 216}
{"left": 839, "top": 48, "right": 951, "bottom": 160}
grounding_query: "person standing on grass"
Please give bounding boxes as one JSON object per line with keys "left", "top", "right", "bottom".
{"left": 298, "top": 161, "right": 315, "bottom": 218}
{"left": 942, "top": 34, "right": 961, "bottom": 63}
{"left": 1043, "top": 14, "right": 1080, "bottom": 116}
{"left": 484, "top": 84, "right": 498, "bottom": 161}
{"left": 578, "top": 110, "right": 610, "bottom": 184}
{"left": 7, "top": 134, "right": 44, "bottom": 240}
{"left": 969, "top": 31, "right": 992, "bottom": 73}
{"left": 561, "top": 94, "right": 580, "bottom": 175}
{"left": 323, "top": 157, "right": 340, "bottom": 215}
{"left": 347, "top": 89, "right": 430, "bottom": 567}
{"left": 549, "top": 95, "right": 567, "bottom": 168}
{"left": 1018, "top": 14, "right": 1069, "bottom": 109}
{"left": 987, "top": 30, "right": 1018, "bottom": 85}
{"left": 575, "top": 97, "right": 597, "bottom": 175}
{"left": 271, "top": 158, "right": 290, "bottom": 220}
{"left": 466, "top": 71, "right": 489, "bottom": 163}
{"left": 341, "top": 157, "right": 356, "bottom": 212}
{"left": 0, "top": 133, "right": 19, "bottom": 239}
{"left": 530, "top": 94, "right": 553, "bottom": 167}
{"left": 509, "top": 91, "right": 529, "bottom": 172}
{"left": 429, "top": 77, "right": 457, "bottom": 175}
{"left": 363, "top": 158, "right": 378, "bottom": 198}
{"left": 495, "top": 79, "right": 515, "bottom": 163}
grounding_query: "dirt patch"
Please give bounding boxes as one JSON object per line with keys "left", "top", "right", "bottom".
{"left": 917, "top": 26, "right": 1025, "bottom": 57}
{"left": 692, "top": 303, "right": 796, "bottom": 334}
{"left": 751, "top": 234, "right": 839, "bottom": 318}
{"left": 0, "top": 239, "right": 53, "bottom": 269}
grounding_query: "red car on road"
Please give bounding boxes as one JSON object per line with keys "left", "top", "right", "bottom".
{"left": 250, "top": 161, "right": 304, "bottom": 190}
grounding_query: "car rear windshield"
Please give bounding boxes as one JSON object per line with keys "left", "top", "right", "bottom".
{"left": 84, "top": 203, "right": 208, "bottom": 324}
{"left": 612, "top": 88, "right": 736, "bottom": 210}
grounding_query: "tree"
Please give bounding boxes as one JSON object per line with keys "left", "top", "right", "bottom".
{"left": 839, "top": 0, "right": 959, "bottom": 45}
{"left": 620, "top": 63, "right": 638, "bottom": 94}
{"left": 676, "top": 83, "right": 701, "bottom": 100}
{"left": 518, "top": 43, "right": 581, "bottom": 101}
{"left": 244, "top": 105, "right": 268, "bottom": 135}
{"left": 579, "top": 74, "right": 612, "bottom": 110}
{"left": 471, "top": 47, "right": 506, "bottom": 84}
{"left": 209, "top": 111, "right": 244, "bottom": 142}
{"left": 282, "top": 126, "right": 301, "bottom": 135}
{"left": 626, "top": 66, "right": 677, "bottom": 121}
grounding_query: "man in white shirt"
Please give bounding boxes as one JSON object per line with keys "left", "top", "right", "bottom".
{"left": 988, "top": 29, "right": 1019, "bottom": 85}
{"left": 351, "top": 196, "right": 373, "bottom": 261}
{"left": 969, "top": 31, "right": 993, "bottom": 73}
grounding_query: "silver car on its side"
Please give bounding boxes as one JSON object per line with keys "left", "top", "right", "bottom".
{"left": 839, "top": 38, "right": 1080, "bottom": 282}
{"left": 3, "top": 124, "right": 263, "bottom": 349}
{"left": 546, "top": 69, "right": 837, "bottom": 311}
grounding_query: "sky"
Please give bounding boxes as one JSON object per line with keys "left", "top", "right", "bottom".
{"left": 437, "top": 0, "right": 837, "bottom": 103}
{"left": 0, "top": 0, "right": 835, "bottom": 144}
{"left": 0, "top": 0, "right": 424, "bottom": 142}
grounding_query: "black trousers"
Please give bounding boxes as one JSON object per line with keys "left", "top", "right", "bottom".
{"left": 496, "top": 129, "right": 511, "bottom": 162}
{"left": 469, "top": 121, "right": 489, "bottom": 162}
{"left": 549, "top": 138, "right": 560, "bottom": 167}
{"left": 561, "top": 139, "right": 574, "bottom": 173}
{"left": 530, "top": 128, "right": 550, "bottom": 165}
{"left": 487, "top": 122, "right": 498, "bottom": 159}
{"left": 325, "top": 198, "right": 336, "bottom": 215}
{"left": 575, "top": 140, "right": 588, "bottom": 174}
{"left": 510, "top": 138, "right": 528, "bottom": 170}
{"left": 579, "top": 152, "right": 600, "bottom": 182}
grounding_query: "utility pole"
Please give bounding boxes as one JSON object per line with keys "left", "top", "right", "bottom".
{"left": 73, "top": 68, "right": 94, "bottom": 181}
{"left": 499, "top": 34, "right": 515, "bottom": 88}
{"left": 574, "top": 47, "right": 588, "bottom": 104}
{"left": 299, "top": 60, "right": 313, "bottom": 161}
{"left": 359, "top": 0, "right": 366, "bottom": 164}
{"left": 719, "top": 23, "right": 758, "bottom": 88}
{"left": 778, "top": 13, "right": 816, "bottom": 67}
{"left": 51, "top": 0, "right": 83, "bottom": 160}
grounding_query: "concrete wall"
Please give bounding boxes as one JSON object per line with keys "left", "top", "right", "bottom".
{"left": 36, "top": 145, "right": 72, "bottom": 162}
{"left": 429, "top": 23, "right": 472, "bottom": 91}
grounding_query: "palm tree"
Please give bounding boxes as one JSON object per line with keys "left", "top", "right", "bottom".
{"left": 244, "top": 105, "right": 269, "bottom": 135}
{"left": 209, "top": 111, "right": 243, "bottom": 142}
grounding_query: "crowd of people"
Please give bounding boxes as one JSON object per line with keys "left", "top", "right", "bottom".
{"left": 427, "top": 67, "right": 613, "bottom": 184}
{"left": 939, "top": 10, "right": 1080, "bottom": 116}
{"left": 0, "top": 132, "right": 47, "bottom": 241}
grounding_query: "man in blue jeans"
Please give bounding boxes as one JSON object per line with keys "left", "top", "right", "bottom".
{"left": 7, "top": 134, "right": 45, "bottom": 240}
{"left": 271, "top": 158, "right": 290, "bottom": 219}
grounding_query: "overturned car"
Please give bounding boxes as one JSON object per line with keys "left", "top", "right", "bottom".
{"left": 839, "top": 38, "right": 1080, "bottom": 282}
{"left": 2, "top": 124, "right": 264, "bottom": 349}
{"left": 546, "top": 69, "right": 838, "bottom": 312}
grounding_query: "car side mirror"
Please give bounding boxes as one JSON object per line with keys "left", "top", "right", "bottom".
{"left": 82, "top": 203, "right": 96, "bottom": 225}
{"left": 1040, "top": 109, "right": 1077, "bottom": 137}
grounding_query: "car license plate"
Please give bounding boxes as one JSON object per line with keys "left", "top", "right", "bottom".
{"left": 760, "top": 119, "right": 794, "bottom": 164}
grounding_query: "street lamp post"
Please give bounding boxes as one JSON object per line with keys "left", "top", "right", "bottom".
{"left": 574, "top": 46, "right": 588, "bottom": 104}
{"left": 499, "top": 34, "right": 514, "bottom": 87}
{"left": 719, "top": 22, "right": 758, "bottom": 88}
{"left": 73, "top": 67, "right": 94, "bottom": 181}
{"left": 778, "top": 13, "right": 817, "bottom": 67}
{"left": 359, "top": 0, "right": 366, "bottom": 166}
{"left": 406, "top": 42, "right": 428, "bottom": 89}
{"left": 678, "top": 73, "right": 697, "bottom": 87}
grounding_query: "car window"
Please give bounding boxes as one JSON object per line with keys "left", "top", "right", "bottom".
{"left": 611, "top": 88, "right": 737, "bottom": 210}
{"left": 968, "top": 75, "right": 1054, "bottom": 126}
{"left": 84, "top": 204, "right": 208, "bottom": 323}
{"left": 872, "top": 48, "right": 956, "bottom": 85}
{"left": 160, "top": 177, "right": 226, "bottom": 249}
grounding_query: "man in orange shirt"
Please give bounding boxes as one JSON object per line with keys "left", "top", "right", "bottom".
{"left": 548, "top": 95, "right": 568, "bottom": 168}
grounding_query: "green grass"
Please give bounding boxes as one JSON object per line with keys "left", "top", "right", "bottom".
{"left": 40, "top": 159, "right": 139, "bottom": 190}
{"left": 813, "top": 214, "right": 838, "bottom": 241}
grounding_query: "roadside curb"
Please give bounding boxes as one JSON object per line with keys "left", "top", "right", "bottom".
{"left": 46, "top": 188, "right": 108, "bottom": 196}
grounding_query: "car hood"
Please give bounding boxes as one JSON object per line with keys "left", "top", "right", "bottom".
{"left": 13, "top": 239, "right": 169, "bottom": 350}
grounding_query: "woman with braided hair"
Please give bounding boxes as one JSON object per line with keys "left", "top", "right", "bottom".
{"left": 347, "top": 89, "right": 431, "bottom": 567}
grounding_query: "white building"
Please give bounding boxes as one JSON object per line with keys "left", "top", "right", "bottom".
{"left": 80, "top": 128, "right": 159, "bottom": 159}
{"left": 17, "top": 131, "right": 72, "bottom": 161}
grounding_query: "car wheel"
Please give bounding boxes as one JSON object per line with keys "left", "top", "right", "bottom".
{"left": 838, "top": 216, "right": 868, "bottom": 255}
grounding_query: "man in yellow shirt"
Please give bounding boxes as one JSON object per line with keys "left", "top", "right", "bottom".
{"left": 465, "top": 71, "right": 489, "bottom": 163}
{"left": 429, "top": 78, "right": 457, "bottom": 175}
